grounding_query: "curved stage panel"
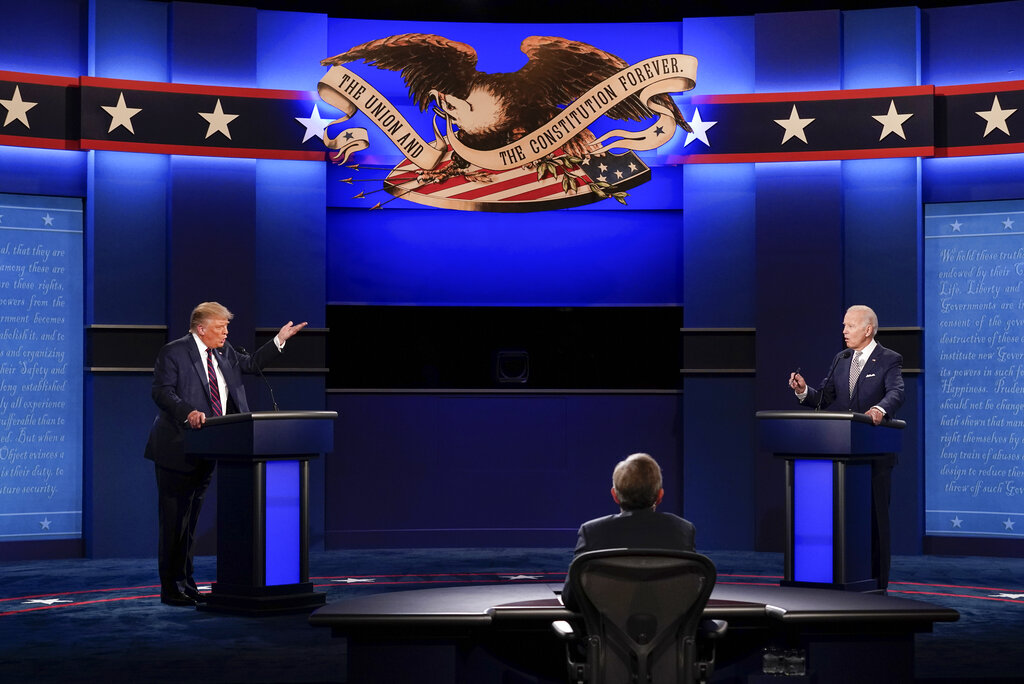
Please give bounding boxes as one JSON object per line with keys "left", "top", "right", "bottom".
{"left": 310, "top": 582, "right": 958, "bottom": 683}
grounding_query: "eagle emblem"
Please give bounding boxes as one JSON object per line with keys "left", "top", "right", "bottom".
{"left": 318, "top": 34, "right": 698, "bottom": 212}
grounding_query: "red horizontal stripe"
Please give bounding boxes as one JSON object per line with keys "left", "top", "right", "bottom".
{"left": 0, "top": 70, "right": 79, "bottom": 87}
{"left": 935, "top": 79, "right": 1024, "bottom": 96}
{"left": 934, "top": 142, "right": 1024, "bottom": 158}
{"left": 0, "top": 134, "right": 79, "bottom": 151}
{"left": 675, "top": 146, "right": 934, "bottom": 164}
{"left": 80, "top": 76, "right": 314, "bottom": 101}
{"left": 690, "top": 84, "right": 933, "bottom": 105}
{"left": 81, "top": 138, "right": 326, "bottom": 160}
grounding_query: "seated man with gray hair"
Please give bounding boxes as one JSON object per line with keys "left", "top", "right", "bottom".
{"left": 561, "top": 453, "right": 696, "bottom": 609}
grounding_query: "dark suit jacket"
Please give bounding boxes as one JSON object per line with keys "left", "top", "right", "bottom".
{"left": 144, "top": 334, "right": 281, "bottom": 472}
{"left": 801, "top": 342, "right": 905, "bottom": 417}
{"left": 562, "top": 508, "right": 696, "bottom": 610}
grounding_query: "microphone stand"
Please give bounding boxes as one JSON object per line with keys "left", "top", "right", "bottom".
{"left": 235, "top": 345, "right": 280, "bottom": 411}
{"left": 815, "top": 349, "right": 851, "bottom": 411}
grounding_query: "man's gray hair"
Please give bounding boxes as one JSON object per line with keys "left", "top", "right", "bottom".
{"left": 847, "top": 305, "right": 878, "bottom": 335}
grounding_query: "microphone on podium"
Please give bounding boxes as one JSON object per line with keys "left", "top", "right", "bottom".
{"left": 815, "top": 349, "right": 852, "bottom": 411}
{"left": 236, "top": 345, "right": 280, "bottom": 411}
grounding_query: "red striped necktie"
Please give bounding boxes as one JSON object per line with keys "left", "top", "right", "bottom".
{"left": 206, "top": 347, "right": 222, "bottom": 416}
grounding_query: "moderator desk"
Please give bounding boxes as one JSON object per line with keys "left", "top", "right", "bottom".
{"left": 310, "top": 582, "right": 957, "bottom": 683}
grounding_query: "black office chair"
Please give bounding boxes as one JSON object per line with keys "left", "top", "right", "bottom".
{"left": 553, "top": 548, "right": 726, "bottom": 684}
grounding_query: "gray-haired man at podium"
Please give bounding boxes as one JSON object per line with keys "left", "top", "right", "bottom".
{"left": 787, "top": 304, "right": 905, "bottom": 591}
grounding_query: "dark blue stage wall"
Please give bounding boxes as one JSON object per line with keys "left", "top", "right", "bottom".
{"left": 2, "top": 1, "right": 1024, "bottom": 560}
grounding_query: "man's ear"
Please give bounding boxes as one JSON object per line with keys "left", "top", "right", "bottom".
{"left": 611, "top": 487, "right": 620, "bottom": 504}
{"left": 655, "top": 488, "right": 664, "bottom": 506}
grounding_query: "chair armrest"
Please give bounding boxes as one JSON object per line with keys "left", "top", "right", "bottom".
{"left": 699, "top": 619, "right": 728, "bottom": 640}
{"left": 552, "top": 620, "right": 576, "bottom": 640}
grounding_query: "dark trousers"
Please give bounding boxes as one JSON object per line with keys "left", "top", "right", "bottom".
{"left": 872, "top": 455, "right": 896, "bottom": 591}
{"left": 155, "top": 461, "right": 214, "bottom": 591}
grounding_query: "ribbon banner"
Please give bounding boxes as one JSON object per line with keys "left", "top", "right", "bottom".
{"left": 317, "top": 53, "right": 697, "bottom": 172}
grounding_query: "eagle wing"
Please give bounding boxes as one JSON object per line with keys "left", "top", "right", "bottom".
{"left": 321, "top": 33, "right": 479, "bottom": 112}
{"left": 517, "top": 36, "right": 690, "bottom": 131}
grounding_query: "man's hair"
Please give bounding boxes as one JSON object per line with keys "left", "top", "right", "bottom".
{"left": 189, "top": 302, "right": 233, "bottom": 332}
{"left": 847, "top": 305, "right": 878, "bottom": 336}
{"left": 612, "top": 453, "right": 663, "bottom": 510}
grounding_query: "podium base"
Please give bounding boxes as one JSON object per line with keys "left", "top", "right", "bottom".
{"left": 198, "top": 581, "right": 326, "bottom": 615}
{"left": 781, "top": 578, "right": 880, "bottom": 593}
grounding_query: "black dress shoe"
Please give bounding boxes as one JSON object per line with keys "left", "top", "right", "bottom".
{"left": 182, "top": 585, "right": 206, "bottom": 603}
{"left": 160, "top": 590, "right": 198, "bottom": 607}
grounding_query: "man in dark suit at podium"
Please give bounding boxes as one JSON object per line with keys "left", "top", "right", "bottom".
{"left": 144, "top": 301, "right": 306, "bottom": 607}
{"left": 562, "top": 453, "right": 695, "bottom": 610}
{"left": 788, "top": 305, "right": 904, "bottom": 424}
{"left": 788, "top": 304, "right": 904, "bottom": 590}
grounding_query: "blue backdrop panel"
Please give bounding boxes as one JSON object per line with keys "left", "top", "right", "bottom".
{"left": 324, "top": 393, "right": 681, "bottom": 548}
{"left": 326, "top": 208, "right": 683, "bottom": 306}
{"left": 923, "top": 1, "right": 1024, "bottom": 86}
{"left": 924, "top": 199, "right": 1024, "bottom": 540}
{"left": 681, "top": 15, "right": 754, "bottom": 95}
{"left": 0, "top": 193, "right": 83, "bottom": 543}
{"left": 255, "top": 160, "right": 326, "bottom": 328}
{"left": 88, "top": 151, "right": 168, "bottom": 324}
{"left": 923, "top": 154, "right": 1024, "bottom": 205}
{"left": 841, "top": 158, "right": 922, "bottom": 328}
{"left": 753, "top": 161, "right": 844, "bottom": 551}
{"left": 169, "top": 2, "right": 257, "bottom": 86}
{"left": 754, "top": 11, "right": 840, "bottom": 92}
{"left": 0, "top": 148, "right": 86, "bottom": 200}
{"left": 682, "top": 163, "right": 756, "bottom": 327}
{"left": 683, "top": 377, "right": 756, "bottom": 550}
{"left": 0, "top": 0, "right": 85, "bottom": 77}
{"left": 256, "top": 10, "right": 329, "bottom": 91}
{"left": 842, "top": 6, "right": 920, "bottom": 90}
{"left": 167, "top": 156, "right": 257, "bottom": 340}
{"left": 84, "top": 375, "right": 158, "bottom": 557}
{"left": 92, "top": 0, "right": 169, "bottom": 81}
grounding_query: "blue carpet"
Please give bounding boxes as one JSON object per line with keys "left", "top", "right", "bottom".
{"left": 0, "top": 549, "right": 1021, "bottom": 682}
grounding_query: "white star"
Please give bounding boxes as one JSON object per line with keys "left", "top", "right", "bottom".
{"left": 598, "top": 163, "right": 608, "bottom": 173}
{"left": 294, "top": 104, "right": 331, "bottom": 143}
{"left": 774, "top": 105, "right": 815, "bottom": 144}
{"left": 950, "top": 220, "right": 963, "bottom": 232}
{"left": 614, "top": 169, "right": 624, "bottom": 179}
{"left": 596, "top": 175, "right": 607, "bottom": 183}
{"left": 990, "top": 592, "right": 1024, "bottom": 599}
{"left": 627, "top": 162, "right": 637, "bottom": 172}
{"left": 1, "top": 85, "right": 38, "bottom": 128}
{"left": 502, "top": 575, "right": 542, "bottom": 581}
{"left": 42, "top": 214, "right": 54, "bottom": 226}
{"left": 101, "top": 92, "right": 142, "bottom": 134}
{"left": 198, "top": 99, "right": 238, "bottom": 140}
{"left": 683, "top": 107, "right": 718, "bottom": 147}
{"left": 1004, "top": 518, "right": 1016, "bottom": 530}
{"left": 1003, "top": 217, "right": 1015, "bottom": 230}
{"left": 23, "top": 598, "right": 72, "bottom": 605}
{"left": 951, "top": 516, "right": 963, "bottom": 528}
{"left": 39, "top": 517, "right": 52, "bottom": 530}
{"left": 872, "top": 99, "right": 914, "bottom": 141}
{"left": 976, "top": 95, "right": 1016, "bottom": 137}
{"left": 331, "top": 578, "right": 376, "bottom": 584}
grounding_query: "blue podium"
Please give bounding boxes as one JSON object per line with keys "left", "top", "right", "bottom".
{"left": 757, "top": 411, "right": 904, "bottom": 592}
{"left": 184, "top": 410, "right": 337, "bottom": 614}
